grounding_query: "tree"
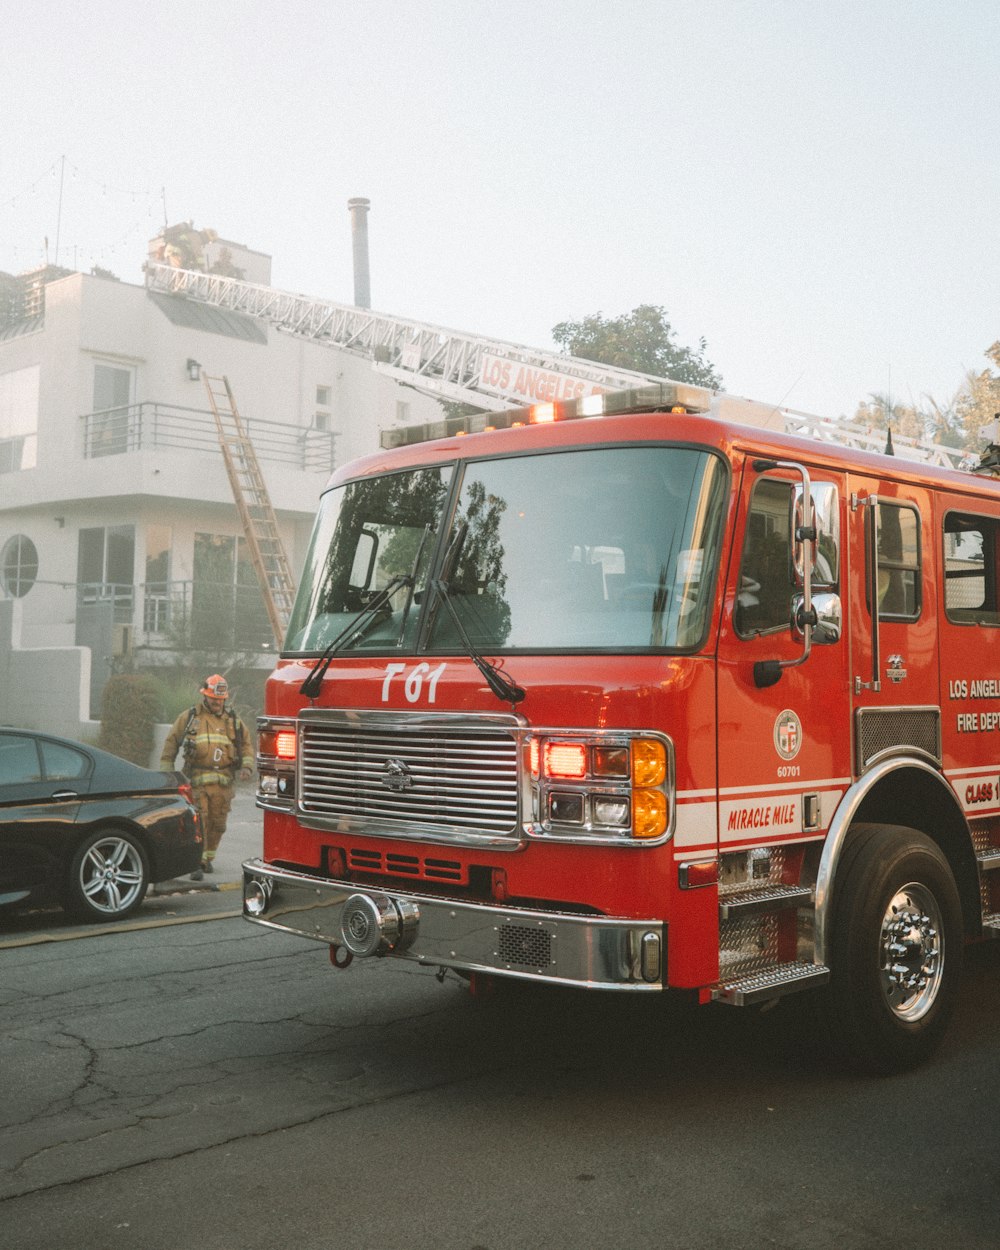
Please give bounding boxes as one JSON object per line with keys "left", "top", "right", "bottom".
{"left": 851, "top": 343, "right": 1000, "bottom": 458}
{"left": 953, "top": 341, "right": 1000, "bottom": 453}
{"left": 551, "top": 304, "right": 723, "bottom": 389}
{"left": 852, "top": 393, "right": 926, "bottom": 442}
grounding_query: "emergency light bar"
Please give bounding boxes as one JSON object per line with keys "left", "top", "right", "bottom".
{"left": 380, "top": 382, "right": 714, "bottom": 449}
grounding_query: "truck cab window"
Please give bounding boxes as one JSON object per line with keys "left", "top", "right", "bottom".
{"left": 869, "top": 502, "right": 920, "bottom": 621}
{"left": 426, "top": 446, "right": 728, "bottom": 652}
{"left": 285, "top": 466, "right": 449, "bottom": 651}
{"left": 735, "top": 478, "right": 794, "bottom": 637}
{"left": 944, "top": 512, "right": 998, "bottom": 624}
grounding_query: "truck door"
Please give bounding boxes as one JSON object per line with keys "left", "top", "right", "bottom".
{"left": 846, "top": 477, "right": 939, "bottom": 778}
{"left": 716, "top": 459, "right": 849, "bottom": 866}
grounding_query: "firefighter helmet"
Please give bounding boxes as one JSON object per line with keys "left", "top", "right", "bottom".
{"left": 201, "top": 674, "right": 229, "bottom": 699}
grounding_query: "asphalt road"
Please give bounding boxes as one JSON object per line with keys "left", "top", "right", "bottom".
{"left": 1, "top": 791, "right": 999, "bottom": 1249}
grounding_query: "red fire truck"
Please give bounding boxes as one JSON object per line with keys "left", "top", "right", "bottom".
{"left": 243, "top": 382, "right": 1000, "bottom": 1073}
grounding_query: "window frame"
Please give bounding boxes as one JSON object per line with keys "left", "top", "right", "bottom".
{"left": 943, "top": 509, "right": 1000, "bottom": 627}
{"left": 866, "top": 500, "right": 922, "bottom": 623}
{"left": 734, "top": 475, "right": 796, "bottom": 640}
{"left": 1, "top": 533, "right": 39, "bottom": 598}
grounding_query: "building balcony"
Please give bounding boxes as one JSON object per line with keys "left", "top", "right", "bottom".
{"left": 0, "top": 403, "right": 335, "bottom": 515}
{"left": 80, "top": 402, "right": 336, "bottom": 472}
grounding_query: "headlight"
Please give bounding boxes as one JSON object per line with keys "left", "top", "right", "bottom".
{"left": 528, "top": 731, "right": 673, "bottom": 843}
{"left": 257, "top": 716, "right": 296, "bottom": 807}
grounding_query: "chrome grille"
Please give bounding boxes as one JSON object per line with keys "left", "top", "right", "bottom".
{"left": 299, "top": 713, "right": 519, "bottom": 836}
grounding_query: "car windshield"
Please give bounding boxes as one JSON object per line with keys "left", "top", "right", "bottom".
{"left": 284, "top": 446, "right": 727, "bottom": 654}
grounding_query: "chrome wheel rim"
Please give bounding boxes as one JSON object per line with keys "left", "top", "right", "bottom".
{"left": 879, "top": 882, "right": 943, "bottom": 1022}
{"left": 80, "top": 836, "right": 145, "bottom": 915}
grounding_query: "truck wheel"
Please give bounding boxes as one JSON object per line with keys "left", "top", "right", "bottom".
{"left": 824, "top": 824, "right": 962, "bottom": 1075}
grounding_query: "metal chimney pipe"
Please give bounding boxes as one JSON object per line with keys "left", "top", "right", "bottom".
{"left": 347, "top": 197, "right": 371, "bottom": 309}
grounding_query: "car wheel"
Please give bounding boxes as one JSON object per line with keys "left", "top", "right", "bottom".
{"left": 823, "top": 823, "right": 963, "bottom": 1075}
{"left": 65, "top": 829, "right": 150, "bottom": 922}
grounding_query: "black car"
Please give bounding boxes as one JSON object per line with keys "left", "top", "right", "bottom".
{"left": 0, "top": 727, "right": 202, "bottom": 922}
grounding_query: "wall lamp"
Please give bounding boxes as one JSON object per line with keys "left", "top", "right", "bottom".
{"left": 186, "top": 358, "right": 202, "bottom": 382}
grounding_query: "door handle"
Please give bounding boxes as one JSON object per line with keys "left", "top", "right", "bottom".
{"left": 50, "top": 790, "right": 79, "bottom": 799}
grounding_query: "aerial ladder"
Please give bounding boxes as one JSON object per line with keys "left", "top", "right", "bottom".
{"left": 201, "top": 374, "right": 297, "bottom": 647}
{"left": 148, "top": 263, "right": 966, "bottom": 471}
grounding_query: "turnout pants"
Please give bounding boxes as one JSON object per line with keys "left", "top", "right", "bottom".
{"left": 193, "top": 781, "right": 234, "bottom": 860}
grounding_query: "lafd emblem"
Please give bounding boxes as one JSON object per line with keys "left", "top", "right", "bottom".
{"left": 381, "top": 758, "right": 413, "bottom": 792}
{"left": 773, "top": 710, "right": 802, "bottom": 761}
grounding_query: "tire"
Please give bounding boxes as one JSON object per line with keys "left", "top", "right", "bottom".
{"left": 65, "top": 829, "right": 150, "bottom": 922}
{"left": 823, "top": 824, "right": 963, "bottom": 1075}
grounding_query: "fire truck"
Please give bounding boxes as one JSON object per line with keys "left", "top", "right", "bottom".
{"left": 242, "top": 381, "right": 1000, "bottom": 1074}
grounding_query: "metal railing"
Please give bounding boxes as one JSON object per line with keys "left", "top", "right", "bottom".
{"left": 80, "top": 401, "right": 336, "bottom": 472}
{"left": 73, "top": 579, "right": 276, "bottom": 652}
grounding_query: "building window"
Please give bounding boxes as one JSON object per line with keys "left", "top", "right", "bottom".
{"left": 78, "top": 525, "right": 135, "bottom": 587}
{"left": 316, "top": 385, "right": 331, "bottom": 406}
{"left": 144, "top": 525, "right": 172, "bottom": 633}
{"left": 193, "top": 532, "right": 271, "bottom": 649}
{"left": 1, "top": 534, "right": 38, "bottom": 597}
{"left": 0, "top": 365, "right": 39, "bottom": 473}
{"left": 77, "top": 525, "right": 135, "bottom": 620}
{"left": 89, "top": 364, "right": 133, "bottom": 457}
{"left": 314, "top": 411, "right": 331, "bottom": 432}
{"left": 396, "top": 400, "right": 411, "bottom": 424}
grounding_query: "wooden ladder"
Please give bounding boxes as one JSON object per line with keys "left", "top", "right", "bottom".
{"left": 202, "top": 374, "right": 296, "bottom": 646}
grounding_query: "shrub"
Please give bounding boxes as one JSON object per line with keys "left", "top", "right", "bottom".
{"left": 98, "top": 674, "right": 163, "bottom": 766}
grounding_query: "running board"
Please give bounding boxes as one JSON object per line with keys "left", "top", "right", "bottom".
{"left": 983, "top": 912, "right": 1000, "bottom": 938}
{"left": 977, "top": 849, "right": 1000, "bottom": 871}
{"left": 718, "top": 884, "right": 813, "bottom": 920}
{"left": 712, "top": 961, "right": 830, "bottom": 1006}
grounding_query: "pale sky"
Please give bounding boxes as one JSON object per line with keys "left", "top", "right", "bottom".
{"left": 3, "top": 0, "right": 997, "bottom": 421}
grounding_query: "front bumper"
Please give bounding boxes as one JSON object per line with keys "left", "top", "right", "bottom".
{"left": 242, "top": 858, "right": 665, "bottom": 990}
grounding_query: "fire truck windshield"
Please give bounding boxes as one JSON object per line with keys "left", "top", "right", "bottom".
{"left": 285, "top": 446, "right": 727, "bottom": 654}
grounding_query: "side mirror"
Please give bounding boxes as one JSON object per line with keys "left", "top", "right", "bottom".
{"left": 792, "top": 591, "right": 842, "bottom": 645}
{"left": 793, "top": 482, "right": 840, "bottom": 587}
{"left": 348, "top": 528, "right": 378, "bottom": 595}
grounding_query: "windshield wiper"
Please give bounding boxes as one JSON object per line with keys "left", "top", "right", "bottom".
{"left": 430, "top": 577, "right": 525, "bottom": 705}
{"left": 300, "top": 523, "right": 435, "bottom": 698}
{"left": 395, "top": 524, "right": 432, "bottom": 646}
{"left": 299, "top": 573, "right": 411, "bottom": 699}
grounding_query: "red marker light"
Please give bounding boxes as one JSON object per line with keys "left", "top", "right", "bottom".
{"left": 275, "top": 731, "right": 297, "bottom": 760}
{"left": 544, "top": 742, "right": 587, "bottom": 780}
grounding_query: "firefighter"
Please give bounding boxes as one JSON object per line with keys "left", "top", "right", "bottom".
{"left": 160, "top": 675, "right": 253, "bottom": 880}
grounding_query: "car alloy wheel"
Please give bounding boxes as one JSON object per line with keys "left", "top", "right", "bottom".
{"left": 67, "top": 830, "right": 150, "bottom": 921}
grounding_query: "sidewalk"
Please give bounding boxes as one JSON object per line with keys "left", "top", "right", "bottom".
{"left": 153, "top": 781, "right": 263, "bottom": 897}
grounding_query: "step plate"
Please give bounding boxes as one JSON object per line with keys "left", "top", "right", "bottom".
{"left": 712, "top": 961, "right": 830, "bottom": 1006}
{"left": 718, "top": 884, "right": 813, "bottom": 919}
{"left": 983, "top": 912, "right": 1000, "bottom": 938}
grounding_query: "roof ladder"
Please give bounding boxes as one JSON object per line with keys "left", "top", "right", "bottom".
{"left": 202, "top": 374, "right": 297, "bottom": 646}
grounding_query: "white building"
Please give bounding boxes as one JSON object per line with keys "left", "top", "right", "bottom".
{"left": 0, "top": 237, "right": 445, "bottom": 737}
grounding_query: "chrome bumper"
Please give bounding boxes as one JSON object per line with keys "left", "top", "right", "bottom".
{"left": 241, "top": 858, "right": 665, "bottom": 990}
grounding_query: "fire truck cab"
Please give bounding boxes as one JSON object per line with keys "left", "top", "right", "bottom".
{"left": 243, "top": 383, "right": 1000, "bottom": 1073}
